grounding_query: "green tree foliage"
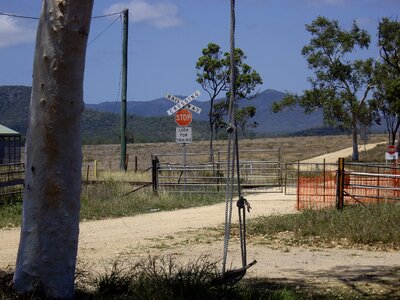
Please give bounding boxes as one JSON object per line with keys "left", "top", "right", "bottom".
{"left": 196, "top": 43, "right": 262, "bottom": 156}
{"left": 371, "top": 18, "right": 400, "bottom": 145}
{"left": 272, "top": 16, "right": 374, "bottom": 161}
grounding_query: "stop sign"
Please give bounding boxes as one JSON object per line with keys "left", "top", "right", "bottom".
{"left": 387, "top": 145, "right": 397, "bottom": 154}
{"left": 175, "top": 109, "right": 192, "bottom": 126}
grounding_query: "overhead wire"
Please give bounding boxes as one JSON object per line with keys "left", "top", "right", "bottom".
{"left": 88, "top": 14, "right": 121, "bottom": 46}
{"left": 1, "top": 9, "right": 126, "bottom": 110}
{"left": 0, "top": 10, "right": 124, "bottom": 20}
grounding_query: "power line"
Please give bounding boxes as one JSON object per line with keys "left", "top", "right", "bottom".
{"left": 0, "top": 12, "right": 38, "bottom": 20}
{"left": 92, "top": 11, "right": 123, "bottom": 19}
{"left": 0, "top": 11, "right": 123, "bottom": 21}
{"left": 88, "top": 15, "right": 121, "bottom": 46}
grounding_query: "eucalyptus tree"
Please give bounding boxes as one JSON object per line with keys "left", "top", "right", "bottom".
{"left": 371, "top": 18, "right": 400, "bottom": 144}
{"left": 196, "top": 44, "right": 262, "bottom": 157}
{"left": 371, "top": 63, "right": 400, "bottom": 145}
{"left": 196, "top": 43, "right": 227, "bottom": 155}
{"left": 272, "top": 16, "right": 374, "bottom": 161}
{"left": 14, "top": 0, "right": 94, "bottom": 298}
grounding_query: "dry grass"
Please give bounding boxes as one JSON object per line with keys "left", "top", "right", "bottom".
{"left": 82, "top": 134, "right": 386, "bottom": 173}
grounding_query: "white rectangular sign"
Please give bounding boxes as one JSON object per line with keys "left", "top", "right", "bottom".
{"left": 176, "top": 126, "right": 192, "bottom": 144}
{"left": 385, "top": 152, "right": 398, "bottom": 160}
{"left": 167, "top": 90, "right": 201, "bottom": 116}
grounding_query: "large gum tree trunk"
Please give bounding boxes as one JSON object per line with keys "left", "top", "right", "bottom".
{"left": 14, "top": 0, "right": 93, "bottom": 298}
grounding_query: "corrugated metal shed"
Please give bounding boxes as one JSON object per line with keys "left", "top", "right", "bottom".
{"left": 0, "top": 124, "right": 20, "bottom": 136}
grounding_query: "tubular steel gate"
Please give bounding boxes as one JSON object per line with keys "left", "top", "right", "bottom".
{"left": 152, "top": 149, "right": 283, "bottom": 194}
{"left": 295, "top": 159, "right": 400, "bottom": 210}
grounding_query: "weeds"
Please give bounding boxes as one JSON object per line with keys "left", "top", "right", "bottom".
{"left": 247, "top": 202, "right": 400, "bottom": 248}
{"left": 0, "top": 180, "right": 223, "bottom": 229}
{"left": 0, "top": 201, "right": 22, "bottom": 228}
{"left": 80, "top": 255, "right": 302, "bottom": 300}
{"left": 80, "top": 181, "right": 223, "bottom": 221}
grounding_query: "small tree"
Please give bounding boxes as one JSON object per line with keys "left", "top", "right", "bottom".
{"left": 196, "top": 44, "right": 262, "bottom": 157}
{"left": 371, "top": 63, "right": 400, "bottom": 145}
{"left": 371, "top": 18, "right": 400, "bottom": 145}
{"left": 235, "top": 105, "right": 257, "bottom": 136}
{"left": 196, "top": 43, "right": 227, "bottom": 157}
{"left": 272, "top": 16, "right": 374, "bottom": 161}
{"left": 14, "top": 0, "right": 93, "bottom": 298}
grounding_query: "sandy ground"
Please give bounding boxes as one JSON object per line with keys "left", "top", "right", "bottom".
{"left": 1, "top": 142, "right": 399, "bottom": 296}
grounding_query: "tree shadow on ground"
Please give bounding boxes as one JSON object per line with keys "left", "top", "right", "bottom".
{"left": 287, "top": 264, "right": 400, "bottom": 299}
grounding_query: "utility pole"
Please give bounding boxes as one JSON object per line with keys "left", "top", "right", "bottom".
{"left": 120, "top": 9, "right": 128, "bottom": 171}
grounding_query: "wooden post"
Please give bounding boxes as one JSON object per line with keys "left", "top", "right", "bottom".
{"left": 93, "top": 160, "right": 97, "bottom": 179}
{"left": 323, "top": 159, "right": 326, "bottom": 203}
{"left": 296, "top": 161, "right": 300, "bottom": 210}
{"left": 124, "top": 153, "right": 129, "bottom": 172}
{"left": 336, "top": 157, "right": 345, "bottom": 210}
{"left": 120, "top": 9, "right": 128, "bottom": 171}
{"left": 135, "top": 156, "right": 138, "bottom": 173}
{"left": 152, "top": 156, "right": 159, "bottom": 194}
{"left": 86, "top": 165, "right": 90, "bottom": 182}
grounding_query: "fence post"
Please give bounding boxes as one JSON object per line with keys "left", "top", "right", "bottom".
{"left": 336, "top": 157, "right": 345, "bottom": 210}
{"left": 323, "top": 159, "right": 326, "bottom": 203}
{"left": 152, "top": 156, "right": 159, "bottom": 194}
{"left": 86, "top": 165, "right": 90, "bottom": 182}
{"left": 135, "top": 156, "right": 138, "bottom": 173}
{"left": 296, "top": 161, "right": 300, "bottom": 210}
{"left": 377, "top": 166, "right": 380, "bottom": 203}
{"left": 284, "top": 162, "right": 287, "bottom": 195}
{"left": 94, "top": 160, "right": 97, "bottom": 179}
{"left": 124, "top": 154, "right": 129, "bottom": 172}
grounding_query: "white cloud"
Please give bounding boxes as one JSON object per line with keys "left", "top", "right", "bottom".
{"left": 303, "top": 0, "right": 345, "bottom": 7}
{"left": 104, "top": 0, "right": 183, "bottom": 29}
{"left": 0, "top": 16, "right": 36, "bottom": 48}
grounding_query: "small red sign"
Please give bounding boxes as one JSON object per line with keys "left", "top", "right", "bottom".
{"left": 387, "top": 145, "right": 397, "bottom": 154}
{"left": 175, "top": 109, "right": 192, "bottom": 127}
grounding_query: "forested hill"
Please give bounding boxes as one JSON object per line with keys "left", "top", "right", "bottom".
{"left": 1, "top": 85, "right": 331, "bottom": 143}
{"left": 0, "top": 86, "right": 210, "bottom": 143}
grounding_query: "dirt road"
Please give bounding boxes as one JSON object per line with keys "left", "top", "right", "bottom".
{"left": 0, "top": 142, "right": 399, "bottom": 296}
{"left": 301, "top": 142, "right": 386, "bottom": 163}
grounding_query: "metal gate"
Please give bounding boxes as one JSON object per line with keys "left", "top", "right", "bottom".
{"left": 152, "top": 149, "right": 283, "bottom": 194}
{"left": 296, "top": 159, "right": 400, "bottom": 210}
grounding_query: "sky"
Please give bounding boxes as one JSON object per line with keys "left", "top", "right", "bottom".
{"left": 0, "top": 0, "right": 399, "bottom": 104}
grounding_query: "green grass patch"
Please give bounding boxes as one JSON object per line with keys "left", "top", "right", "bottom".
{"left": 0, "top": 202, "right": 22, "bottom": 228}
{"left": 247, "top": 202, "right": 400, "bottom": 248}
{"left": 0, "top": 181, "right": 223, "bottom": 228}
{"left": 80, "top": 181, "right": 223, "bottom": 221}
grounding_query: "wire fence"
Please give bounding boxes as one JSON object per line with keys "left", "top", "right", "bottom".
{"left": 0, "top": 162, "right": 24, "bottom": 201}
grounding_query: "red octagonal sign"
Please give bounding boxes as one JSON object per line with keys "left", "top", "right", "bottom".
{"left": 175, "top": 109, "right": 192, "bottom": 127}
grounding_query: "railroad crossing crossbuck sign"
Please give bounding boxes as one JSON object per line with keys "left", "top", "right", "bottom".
{"left": 165, "top": 90, "right": 201, "bottom": 116}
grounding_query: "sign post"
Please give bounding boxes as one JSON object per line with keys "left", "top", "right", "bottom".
{"left": 165, "top": 91, "right": 201, "bottom": 191}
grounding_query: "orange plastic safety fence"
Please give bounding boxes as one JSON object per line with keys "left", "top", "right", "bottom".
{"left": 297, "top": 171, "right": 336, "bottom": 210}
{"left": 297, "top": 169, "right": 400, "bottom": 210}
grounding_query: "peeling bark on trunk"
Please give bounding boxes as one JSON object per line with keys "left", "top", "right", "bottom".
{"left": 14, "top": 1, "right": 93, "bottom": 298}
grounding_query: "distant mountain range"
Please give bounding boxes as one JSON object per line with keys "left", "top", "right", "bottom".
{"left": 1, "top": 85, "right": 351, "bottom": 143}
{"left": 85, "top": 89, "right": 326, "bottom": 135}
